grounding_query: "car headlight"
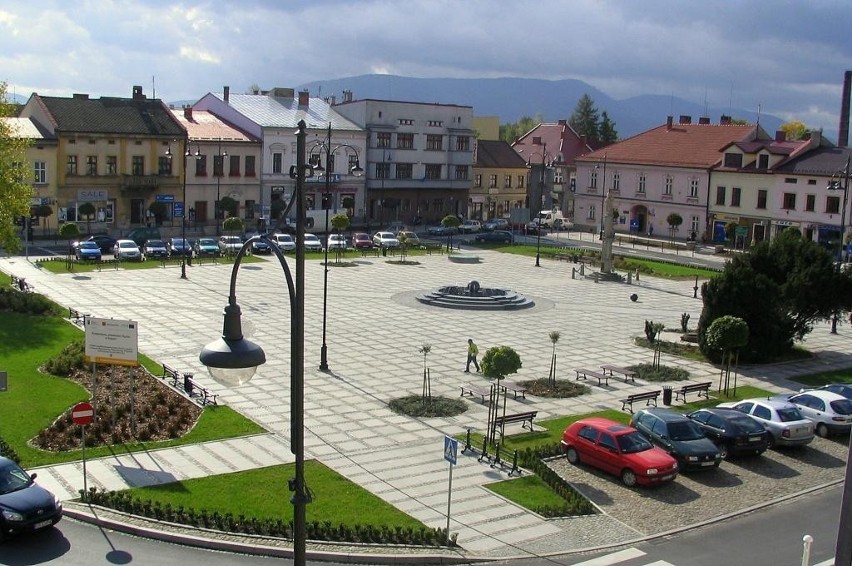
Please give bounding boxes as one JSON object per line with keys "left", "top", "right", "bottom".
{"left": 687, "top": 456, "right": 698, "bottom": 461}
{"left": 646, "top": 468, "right": 659, "bottom": 475}
{"left": 54, "top": 494, "right": 62, "bottom": 509}
{"left": 2, "top": 508, "right": 24, "bottom": 522}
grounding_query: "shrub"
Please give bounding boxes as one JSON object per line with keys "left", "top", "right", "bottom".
{"left": 43, "top": 340, "right": 86, "bottom": 376}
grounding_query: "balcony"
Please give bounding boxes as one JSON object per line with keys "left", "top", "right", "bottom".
{"left": 121, "top": 174, "right": 162, "bottom": 190}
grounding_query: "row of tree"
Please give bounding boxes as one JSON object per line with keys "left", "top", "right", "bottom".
{"left": 500, "top": 93, "right": 618, "bottom": 145}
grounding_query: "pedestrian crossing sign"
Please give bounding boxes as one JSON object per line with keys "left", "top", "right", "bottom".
{"left": 444, "top": 436, "right": 458, "bottom": 465}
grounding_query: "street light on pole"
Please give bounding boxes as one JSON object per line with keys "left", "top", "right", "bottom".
{"left": 214, "top": 138, "right": 228, "bottom": 236}
{"left": 827, "top": 155, "right": 850, "bottom": 335}
{"left": 595, "top": 154, "right": 608, "bottom": 240}
{"left": 309, "top": 123, "right": 363, "bottom": 372}
{"left": 199, "top": 119, "right": 310, "bottom": 566}
{"left": 525, "top": 143, "right": 552, "bottom": 267}
{"left": 166, "top": 138, "right": 199, "bottom": 280}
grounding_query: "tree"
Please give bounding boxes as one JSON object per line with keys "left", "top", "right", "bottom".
{"left": 547, "top": 331, "right": 560, "bottom": 389}
{"left": 499, "top": 115, "right": 544, "bottom": 144}
{"left": 698, "top": 229, "right": 852, "bottom": 362}
{"left": 704, "top": 316, "right": 748, "bottom": 395}
{"left": 0, "top": 82, "right": 33, "bottom": 254}
{"left": 397, "top": 231, "right": 410, "bottom": 262}
{"left": 569, "top": 94, "right": 600, "bottom": 142}
{"left": 330, "top": 212, "right": 350, "bottom": 263}
{"left": 780, "top": 120, "right": 808, "bottom": 141}
{"left": 219, "top": 196, "right": 239, "bottom": 218}
{"left": 598, "top": 111, "right": 619, "bottom": 143}
{"left": 441, "top": 214, "right": 460, "bottom": 252}
{"left": 32, "top": 204, "right": 53, "bottom": 236}
{"left": 59, "top": 222, "right": 81, "bottom": 267}
{"left": 418, "top": 344, "right": 432, "bottom": 403}
{"left": 78, "top": 202, "right": 96, "bottom": 234}
{"left": 666, "top": 213, "right": 683, "bottom": 241}
{"left": 481, "top": 345, "right": 522, "bottom": 382}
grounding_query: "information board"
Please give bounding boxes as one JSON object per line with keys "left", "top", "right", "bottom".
{"left": 84, "top": 317, "right": 139, "bottom": 366}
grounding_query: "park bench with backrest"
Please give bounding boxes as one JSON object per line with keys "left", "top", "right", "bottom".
{"left": 163, "top": 363, "right": 218, "bottom": 406}
{"left": 491, "top": 410, "right": 538, "bottom": 438}
{"left": 620, "top": 390, "right": 660, "bottom": 413}
{"left": 675, "top": 381, "right": 713, "bottom": 403}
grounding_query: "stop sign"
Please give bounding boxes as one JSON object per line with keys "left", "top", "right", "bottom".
{"left": 71, "top": 402, "right": 94, "bottom": 425}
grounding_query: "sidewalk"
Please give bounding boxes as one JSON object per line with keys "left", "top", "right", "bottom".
{"left": 2, "top": 246, "right": 849, "bottom": 560}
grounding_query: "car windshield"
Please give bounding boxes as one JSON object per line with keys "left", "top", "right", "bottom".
{"left": 0, "top": 461, "right": 33, "bottom": 495}
{"left": 147, "top": 240, "right": 165, "bottom": 247}
{"left": 830, "top": 399, "right": 852, "bottom": 415}
{"left": 617, "top": 431, "right": 653, "bottom": 453}
{"left": 777, "top": 407, "right": 805, "bottom": 422}
{"left": 198, "top": 239, "right": 216, "bottom": 246}
{"left": 120, "top": 242, "right": 135, "bottom": 248}
{"left": 667, "top": 421, "right": 706, "bottom": 441}
{"left": 80, "top": 242, "right": 99, "bottom": 249}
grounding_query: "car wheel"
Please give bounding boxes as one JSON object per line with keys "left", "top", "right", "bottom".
{"left": 816, "top": 423, "right": 829, "bottom": 438}
{"left": 566, "top": 447, "right": 580, "bottom": 465}
{"left": 717, "top": 443, "right": 730, "bottom": 460}
{"left": 767, "top": 434, "right": 776, "bottom": 449}
{"left": 621, "top": 468, "right": 637, "bottom": 487}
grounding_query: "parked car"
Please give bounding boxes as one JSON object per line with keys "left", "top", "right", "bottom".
{"left": 483, "top": 218, "right": 510, "bottom": 231}
{"left": 397, "top": 231, "right": 420, "bottom": 246}
{"left": 351, "top": 232, "right": 373, "bottom": 249}
{"left": 553, "top": 218, "right": 574, "bottom": 231}
{"left": 474, "top": 230, "right": 514, "bottom": 244}
{"left": 686, "top": 408, "right": 771, "bottom": 459}
{"left": 384, "top": 221, "right": 407, "bottom": 233}
{"left": 75, "top": 240, "right": 102, "bottom": 261}
{"left": 426, "top": 225, "right": 458, "bottom": 236}
{"left": 218, "top": 235, "right": 243, "bottom": 255}
{"left": 142, "top": 239, "right": 169, "bottom": 259}
{"left": 193, "top": 237, "right": 220, "bottom": 258}
{"left": 125, "top": 227, "right": 161, "bottom": 246}
{"left": 327, "top": 233, "right": 347, "bottom": 250}
{"left": 561, "top": 417, "right": 679, "bottom": 487}
{"left": 458, "top": 219, "right": 482, "bottom": 233}
{"left": 0, "top": 456, "right": 62, "bottom": 542}
{"left": 717, "top": 398, "right": 815, "bottom": 448}
{"left": 271, "top": 233, "right": 297, "bottom": 252}
{"left": 630, "top": 408, "right": 721, "bottom": 471}
{"left": 249, "top": 236, "right": 272, "bottom": 255}
{"left": 303, "top": 233, "right": 323, "bottom": 251}
{"left": 113, "top": 239, "right": 142, "bottom": 261}
{"left": 372, "top": 231, "right": 400, "bottom": 248}
{"left": 167, "top": 237, "right": 193, "bottom": 258}
{"left": 786, "top": 390, "right": 852, "bottom": 437}
{"left": 816, "top": 383, "right": 852, "bottom": 400}
{"left": 86, "top": 234, "right": 116, "bottom": 253}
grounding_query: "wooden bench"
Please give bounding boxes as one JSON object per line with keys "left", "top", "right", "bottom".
{"left": 575, "top": 368, "right": 610, "bottom": 386}
{"left": 460, "top": 382, "right": 491, "bottom": 403}
{"left": 600, "top": 364, "right": 637, "bottom": 383}
{"left": 162, "top": 363, "right": 181, "bottom": 385}
{"left": 360, "top": 247, "right": 380, "bottom": 257}
{"left": 421, "top": 241, "right": 444, "bottom": 255}
{"left": 500, "top": 380, "right": 527, "bottom": 399}
{"left": 675, "top": 381, "right": 713, "bottom": 403}
{"left": 68, "top": 307, "right": 89, "bottom": 326}
{"left": 492, "top": 410, "right": 538, "bottom": 437}
{"left": 183, "top": 374, "right": 219, "bottom": 406}
{"left": 10, "top": 275, "right": 32, "bottom": 293}
{"left": 620, "top": 390, "right": 660, "bottom": 413}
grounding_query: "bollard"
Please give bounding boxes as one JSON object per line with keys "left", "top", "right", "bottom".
{"left": 627, "top": 271, "right": 632, "bottom": 284}
{"left": 801, "top": 534, "right": 813, "bottom": 566}
{"left": 478, "top": 437, "right": 489, "bottom": 463}
{"left": 580, "top": 263, "right": 585, "bottom": 276}
{"left": 462, "top": 428, "right": 473, "bottom": 454}
{"left": 593, "top": 272, "right": 599, "bottom": 283}
{"left": 635, "top": 268, "right": 640, "bottom": 281}
{"left": 571, "top": 268, "right": 576, "bottom": 280}
{"left": 491, "top": 443, "right": 502, "bottom": 468}
{"left": 508, "top": 450, "right": 521, "bottom": 476}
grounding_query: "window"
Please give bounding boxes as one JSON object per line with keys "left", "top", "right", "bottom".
{"left": 691, "top": 216, "right": 700, "bottom": 234}
{"left": 715, "top": 186, "right": 726, "bottom": 206}
{"left": 454, "top": 165, "right": 469, "bottom": 180}
{"left": 398, "top": 118, "right": 414, "bottom": 126}
{"left": 504, "top": 175, "right": 512, "bottom": 188}
{"left": 426, "top": 134, "right": 442, "bottom": 150}
{"left": 86, "top": 155, "right": 97, "bottom": 175}
{"left": 245, "top": 156, "right": 256, "bottom": 177}
{"left": 806, "top": 194, "right": 816, "bottom": 212}
{"left": 612, "top": 171, "right": 620, "bottom": 191}
{"left": 553, "top": 169, "right": 564, "bottom": 184}
{"left": 689, "top": 178, "right": 699, "bottom": 198}
{"left": 348, "top": 154, "right": 358, "bottom": 172}
{"left": 376, "top": 132, "right": 391, "bottom": 148}
{"left": 757, "top": 189, "right": 767, "bottom": 209}
{"left": 489, "top": 175, "right": 497, "bottom": 188}
{"left": 724, "top": 153, "right": 743, "bottom": 168}
{"left": 376, "top": 162, "right": 390, "bottom": 179}
{"left": 34, "top": 161, "right": 46, "bottom": 184}
{"left": 590, "top": 170, "right": 598, "bottom": 189}
{"left": 827, "top": 195, "right": 840, "bottom": 214}
{"left": 785, "top": 177, "right": 798, "bottom": 184}
{"left": 598, "top": 434, "right": 617, "bottom": 451}
{"left": 158, "top": 156, "right": 172, "bottom": 175}
{"left": 397, "top": 133, "right": 414, "bottom": 149}
{"left": 107, "top": 156, "right": 117, "bottom": 175}
{"left": 758, "top": 154, "right": 769, "bottom": 169}
{"left": 782, "top": 192, "right": 796, "bottom": 210}
{"left": 428, "top": 120, "right": 442, "bottom": 127}
{"left": 578, "top": 426, "right": 597, "bottom": 443}
{"left": 67, "top": 155, "right": 78, "bottom": 175}
{"left": 195, "top": 155, "right": 207, "bottom": 176}
{"left": 638, "top": 174, "right": 646, "bottom": 194}
{"left": 395, "top": 163, "right": 412, "bottom": 179}
{"left": 213, "top": 155, "right": 225, "bottom": 177}
{"left": 753, "top": 406, "right": 771, "bottom": 420}
{"left": 731, "top": 187, "right": 741, "bottom": 207}
{"left": 456, "top": 136, "right": 470, "bottom": 151}
{"left": 587, "top": 204, "right": 596, "bottom": 220}
{"left": 244, "top": 200, "right": 255, "bottom": 219}
{"left": 272, "top": 153, "right": 282, "bottom": 174}
{"left": 229, "top": 155, "right": 240, "bottom": 176}
{"left": 132, "top": 156, "right": 144, "bottom": 176}
{"left": 474, "top": 174, "right": 482, "bottom": 187}
{"left": 518, "top": 175, "right": 525, "bottom": 189}
{"left": 425, "top": 164, "right": 442, "bottom": 180}
{"left": 664, "top": 176, "right": 673, "bottom": 196}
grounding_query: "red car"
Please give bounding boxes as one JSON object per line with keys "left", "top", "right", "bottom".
{"left": 352, "top": 232, "right": 373, "bottom": 249}
{"left": 561, "top": 417, "right": 679, "bottom": 487}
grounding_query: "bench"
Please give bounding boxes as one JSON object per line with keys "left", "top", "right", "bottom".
{"left": 600, "top": 364, "right": 637, "bottom": 383}
{"left": 492, "top": 411, "right": 538, "bottom": 437}
{"left": 675, "top": 381, "right": 713, "bottom": 403}
{"left": 10, "top": 275, "right": 32, "bottom": 293}
{"left": 68, "top": 307, "right": 89, "bottom": 326}
{"left": 620, "top": 390, "right": 660, "bottom": 413}
{"left": 500, "top": 380, "right": 527, "bottom": 399}
{"left": 163, "top": 364, "right": 218, "bottom": 406}
{"left": 421, "top": 241, "right": 444, "bottom": 255}
{"left": 460, "top": 382, "right": 491, "bottom": 403}
{"left": 162, "top": 363, "right": 181, "bottom": 385}
{"left": 360, "top": 247, "right": 380, "bottom": 257}
{"left": 575, "top": 368, "right": 610, "bottom": 386}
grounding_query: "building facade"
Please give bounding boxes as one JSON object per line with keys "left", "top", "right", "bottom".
{"left": 471, "top": 139, "right": 528, "bottom": 220}
{"left": 5, "top": 116, "right": 59, "bottom": 235}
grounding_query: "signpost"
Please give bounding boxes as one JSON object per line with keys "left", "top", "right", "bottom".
{"left": 443, "top": 436, "right": 458, "bottom": 544}
{"left": 72, "top": 401, "right": 94, "bottom": 499}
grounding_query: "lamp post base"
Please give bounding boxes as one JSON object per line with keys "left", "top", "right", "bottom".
{"left": 180, "top": 260, "right": 187, "bottom": 280}
{"left": 535, "top": 254, "right": 540, "bottom": 267}
{"left": 319, "top": 344, "right": 329, "bottom": 372}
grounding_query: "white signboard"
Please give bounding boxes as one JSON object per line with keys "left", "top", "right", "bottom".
{"left": 84, "top": 318, "right": 139, "bottom": 366}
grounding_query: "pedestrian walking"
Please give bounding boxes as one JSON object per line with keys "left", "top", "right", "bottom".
{"left": 465, "top": 338, "right": 480, "bottom": 373}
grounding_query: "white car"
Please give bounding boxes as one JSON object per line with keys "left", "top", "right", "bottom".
{"left": 271, "top": 233, "right": 296, "bottom": 252}
{"left": 327, "top": 234, "right": 347, "bottom": 250}
{"left": 113, "top": 239, "right": 142, "bottom": 261}
{"left": 717, "top": 398, "right": 814, "bottom": 448}
{"left": 786, "top": 390, "right": 852, "bottom": 437}
{"left": 459, "top": 220, "right": 482, "bottom": 233}
{"left": 372, "top": 231, "right": 400, "bottom": 248}
{"left": 217, "top": 235, "right": 243, "bottom": 255}
{"left": 303, "top": 233, "right": 323, "bottom": 251}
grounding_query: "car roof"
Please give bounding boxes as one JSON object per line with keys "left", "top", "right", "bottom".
{"left": 792, "top": 390, "right": 848, "bottom": 402}
{"left": 577, "top": 417, "right": 635, "bottom": 433}
{"left": 636, "top": 407, "right": 688, "bottom": 422}
{"left": 115, "top": 239, "right": 136, "bottom": 244}
{"left": 741, "top": 397, "right": 796, "bottom": 409}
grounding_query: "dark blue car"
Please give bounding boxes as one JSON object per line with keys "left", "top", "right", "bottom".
{"left": 0, "top": 456, "right": 62, "bottom": 542}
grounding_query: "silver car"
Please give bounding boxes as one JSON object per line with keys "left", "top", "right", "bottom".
{"left": 718, "top": 398, "right": 814, "bottom": 448}
{"left": 787, "top": 390, "right": 852, "bottom": 437}
{"left": 113, "top": 239, "right": 142, "bottom": 261}
{"left": 271, "top": 233, "right": 296, "bottom": 252}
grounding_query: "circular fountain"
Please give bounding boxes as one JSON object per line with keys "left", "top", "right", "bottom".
{"left": 416, "top": 280, "right": 534, "bottom": 310}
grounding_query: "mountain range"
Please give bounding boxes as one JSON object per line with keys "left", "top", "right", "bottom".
{"left": 298, "top": 74, "right": 784, "bottom": 140}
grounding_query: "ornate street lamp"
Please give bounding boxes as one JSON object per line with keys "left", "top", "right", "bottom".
{"left": 214, "top": 138, "right": 228, "bottom": 236}
{"left": 166, "top": 139, "right": 199, "bottom": 279}
{"left": 524, "top": 142, "right": 553, "bottom": 267}
{"left": 595, "top": 154, "right": 608, "bottom": 240}
{"left": 827, "top": 155, "right": 850, "bottom": 335}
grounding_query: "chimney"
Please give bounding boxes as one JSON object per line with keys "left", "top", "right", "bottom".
{"left": 343, "top": 89, "right": 353, "bottom": 103}
{"left": 330, "top": 95, "right": 336, "bottom": 106}
{"left": 72, "top": 93, "right": 89, "bottom": 100}
{"left": 558, "top": 119, "right": 567, "bottom": 126}
{"left": 839, "top": 70, "right": 851, "bottom": 147}
{"left": 666, "top": 116, "right": 673, "bottom": 130}
{"left": 698, "top": 116, "right": 711, "bottom": 125}
{"left": 298, "top": 90, "right": 310, "bottom": 106}
{"left": 679, "top": 115, "right": 692, "bottom": 125}
{"left": 720, "top": 115, "right": 732, "bottom": 125}
{"left": 132, "top": 85, "right": 145, "bottom": 100}
{"left": 223, "top": 86, "right": 230, "bottom": 103}
{"left": 775, "top": 130, "right": 786, "bottom": 142}
{"left": 184, "top": 106, "right": 193, "bottom": 121}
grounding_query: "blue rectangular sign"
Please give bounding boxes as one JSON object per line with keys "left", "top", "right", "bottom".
{"left": 156, "top": 194, "right": 175, "bottom": 202}
{"left": 174, "top": 202, "right": 184, "bottom": 218}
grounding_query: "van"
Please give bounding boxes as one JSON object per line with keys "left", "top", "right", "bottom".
{"left": 125, "top": 227, "right": 162, "bottom": 246}
{"left": 535, "top": 210, "right": 572, "bottom": 229}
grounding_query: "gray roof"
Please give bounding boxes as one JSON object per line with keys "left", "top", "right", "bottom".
{"left": 36, "top": 95, "right": 184, "bottom": 136}
{"left": 775, "top": 146, "right": 852, "bottom": 176}
{"left": 3, "top": 117, "right": 55, "bottom": 140}
{"left": 476, "top": 140, "right": 527, "bottom": 168}
{"left": 216, "top": 93, "right": 362, "bottom": 132}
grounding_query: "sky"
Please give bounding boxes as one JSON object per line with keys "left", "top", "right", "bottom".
{"left": 2, "top": 0, "right": 851, "bottom": 140}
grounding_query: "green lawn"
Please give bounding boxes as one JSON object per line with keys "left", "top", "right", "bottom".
{"left": 37, "top": 254, "right": 262, "bottom": 274}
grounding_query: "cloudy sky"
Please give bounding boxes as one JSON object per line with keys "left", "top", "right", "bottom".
{"left": 2, "top": 0, "right": 850, "bottom": 140}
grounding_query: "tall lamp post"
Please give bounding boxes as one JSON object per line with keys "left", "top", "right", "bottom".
{"left": 595, "top": 155, "right": 608, "bottom": 240}
{"left": 310, "top": 123, "right": 363, "bottom": 372}
{"left": 166, "top": 138, "right": 199, "bottom": 280}
{"left": 525, "top": 142, "right": 552, "bottom": 267}
{"left": 214, "top": 138, "right": 228, "bottom": 236}
{"left": 199, "top": 120, "right": 310, "bottom": 565}
{"left": 827, "top": 155, "right": 850, "bottom": 335}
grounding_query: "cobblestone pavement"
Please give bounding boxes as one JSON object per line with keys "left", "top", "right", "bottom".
{"left": 548, "top": 435, "right": 849, "bottom": 536}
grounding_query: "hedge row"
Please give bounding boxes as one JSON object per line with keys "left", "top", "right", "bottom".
{"left": 0, "top": 434, "right": 21, "bottom": 464}
{"left": 516, "top": 444, "right": 596, "bottom": 516}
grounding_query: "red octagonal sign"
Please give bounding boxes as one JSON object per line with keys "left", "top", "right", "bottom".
{"left": 71, "top": 402, "right": 94, "bottom": 425}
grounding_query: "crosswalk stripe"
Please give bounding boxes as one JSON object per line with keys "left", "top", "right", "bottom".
{"left": 572, "top": 548, "right": 646, "bottom": 565}
{"left": 812, "top": 559, "right": 834, "bottom": 566}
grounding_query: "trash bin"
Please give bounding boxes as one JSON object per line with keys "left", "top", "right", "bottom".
{"left": 382, "top": 247, "right": 387, "bottom": 257}
{"left": 183, "top": 373, "right": 194, "bottom": 395}
{"left": 662, "top": 385, "right": 673, "bottom": 406}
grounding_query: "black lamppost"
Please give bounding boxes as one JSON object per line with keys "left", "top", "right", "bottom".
{"left": 214, "top": 138, "right": 228, "bottom": 236}
{"left": 827, "top": 155, "right": 850, "bottom": 335}
{"left": 525, "top": 142, "right": 551, "bottom": 267}
{"left": 595, "top": 154, "right": 608, "bottom": 240}
{"left": 309, "top": 123, "right": 363, "bottom": 372}
{"left": 199, "top": 120, "right": 309, "bottom": 566}
{"left": 166, "top": 139, "right": 199, "bottom": 280}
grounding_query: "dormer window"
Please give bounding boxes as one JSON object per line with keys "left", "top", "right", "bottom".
{"left": 758, "top": 154, "right": 769, "bottom": 169}
{"left": 724, "top": 153, "right": 743, "bottom": 168}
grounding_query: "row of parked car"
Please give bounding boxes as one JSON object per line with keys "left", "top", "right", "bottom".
{"left": 560, "top": 385, "right": 852, "bottom": 487}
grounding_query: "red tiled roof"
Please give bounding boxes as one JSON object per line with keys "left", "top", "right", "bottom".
{"left": 167, "top": 108, "right": 257, "bottom": 142}
{"left": 512, "top": 122, "right": 592, "bottom": 166}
